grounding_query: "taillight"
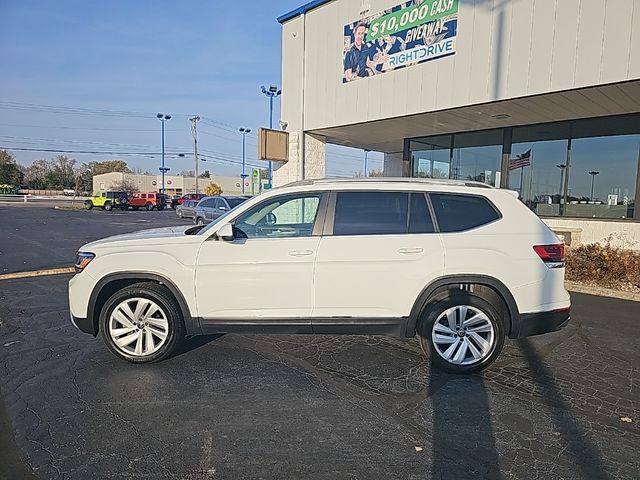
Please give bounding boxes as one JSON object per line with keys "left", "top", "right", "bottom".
{"left": 533, "top": 244, "right": 565, "bottom": 268}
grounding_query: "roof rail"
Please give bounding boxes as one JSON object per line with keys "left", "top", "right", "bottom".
{"left": 281, "top": 177, "right": 494, "bottom": 189}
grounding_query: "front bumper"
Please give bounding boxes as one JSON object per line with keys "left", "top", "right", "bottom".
{"left": 71, "top": 314, "right": 97, "bottom": 336}
{"left": 517, "top": 308, "right": 570, "bottom": 338}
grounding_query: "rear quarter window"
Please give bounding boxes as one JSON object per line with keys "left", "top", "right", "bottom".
{"left": 430, "top": 193, "right": 500, "bottom": 232}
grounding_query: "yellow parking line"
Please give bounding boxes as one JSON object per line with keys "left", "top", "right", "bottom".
{"left": 0, "top": 267, "right": 75, "bottom": 281}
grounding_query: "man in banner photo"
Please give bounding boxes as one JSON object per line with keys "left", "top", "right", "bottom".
{"left": 343, "top": 23, "right": 374, "bottom": 82}
{"left": 343, "top": 0, "right": 458, "bottom": 83}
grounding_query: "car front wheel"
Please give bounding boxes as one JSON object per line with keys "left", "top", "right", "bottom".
{"left": 417, "top": 293, "right": 505, "bottom": 374}
{"left": 100, "top": 282, "right": 184, "bottom": 363}
{"left": 104, "top": 201, "right": 113, "bottom": 211}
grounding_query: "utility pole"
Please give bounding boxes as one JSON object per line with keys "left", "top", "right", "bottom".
{"left": 190, "top": 115, "right": 201, "bottom": 194}
{"left": 239, "top": 128, "right": 251, "bottom": 194}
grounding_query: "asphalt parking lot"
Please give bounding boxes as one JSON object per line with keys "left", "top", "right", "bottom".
{"left": 0, "top": 204, "right": 638, "bottom": 479}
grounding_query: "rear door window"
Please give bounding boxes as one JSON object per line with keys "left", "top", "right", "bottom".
{"left": 430, "top": 194, "right": 500, "bottom": 232}
{"left": 333, "top": 192, "right": 408, "bottom": 236}
{"left": 408, "top": 193, "right": 435, "bottom": 234}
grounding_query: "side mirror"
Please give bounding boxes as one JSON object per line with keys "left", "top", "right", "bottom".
{"left": 217, "top": 223, "right": 234, "bottom": 241}
{"left": 266, "top": 212, "right": 276, "bottom": 225}
{"left": 219, "top": 206, "right": 228, "bottom": 212}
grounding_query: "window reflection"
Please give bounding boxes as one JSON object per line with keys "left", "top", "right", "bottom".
{"left": 407, "top": 113, "right": 639, "bottom": 220}
{"left": 568, "top": 135, "right": 638, "bottom": 219}
{"left": 509, "top": 140, "right": 568, "bottom": 217}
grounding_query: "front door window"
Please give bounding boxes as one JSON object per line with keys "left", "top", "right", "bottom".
{"left": 234, "top": 194, "right": 322, "bottom": 239}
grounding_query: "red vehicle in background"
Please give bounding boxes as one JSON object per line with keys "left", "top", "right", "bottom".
{"left": 171, "top": 193, "right": 206, "bottom": 209}
{"left": 129, "top": 192, "right": 167, "bottom": 211}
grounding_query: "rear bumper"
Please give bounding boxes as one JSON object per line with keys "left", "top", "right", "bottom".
{"left": 516, "top": 308, "right": 570, "bottom": 338}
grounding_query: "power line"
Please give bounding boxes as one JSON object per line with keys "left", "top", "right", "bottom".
{"left": 0, "top": 123, "right": 181, "bottom": 132}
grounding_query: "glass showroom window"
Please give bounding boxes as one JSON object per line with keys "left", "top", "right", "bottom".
{"left": 451, "top": 130, "right": 503, "bottom": 186}
{"left": 409, "top": 135, "right": 451, "bottom": 179}
{"left": 508, "top": 140, "right": 569, "bottom": 217}
{"left": 567, "top": 134, "right": 639, "bottom": 219}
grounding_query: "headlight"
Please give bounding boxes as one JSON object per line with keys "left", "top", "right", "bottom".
{"left": 75, "top": 252, "right": 95, "bottom": 273}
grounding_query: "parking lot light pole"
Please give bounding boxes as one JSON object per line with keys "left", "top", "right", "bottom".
{"left": 239, "top": 128, "right": 251, "bottom": 194}
{"left": 260, "top": 85, "right": 281, "bottom": 186}
{"left": 588, "top": 170, "right": 600, "bottom": 202}
{"left": 157, "top": 113, "right": 171, "bottom": 193}
{"left": 364, "top": 149, "right": 370, "bottom": 177}
{"left": 556, "top": 164, "right": 566, "bottom": 199}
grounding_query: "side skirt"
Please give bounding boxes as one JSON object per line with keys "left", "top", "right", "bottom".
{"left": 198, "top": 317, "right": 409, "bottom": 336}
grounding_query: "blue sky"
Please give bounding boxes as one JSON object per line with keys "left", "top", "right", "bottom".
{"left": 0, "top": 0, "right": 383, "bottom": 178}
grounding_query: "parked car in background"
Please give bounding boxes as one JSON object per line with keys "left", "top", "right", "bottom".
{"left": 193, "top": 195, "right": 249, "bottom": 225}
{"left": 176, "top": 199, "right": 199, "bottom": 219}
{"left": 129, "top": 192, "right": 167, "bottom": 211}
{"left": 171, "top": 193, "right": 206, "bottom": 209}
{"left": 69, "top": 178, "right": 570, "bottom": 372}
{"left": 84, "top": 191, "right": 128, "bottom": 211}
{"left": 63, "top": 189, "right": 76, "bottom": 196}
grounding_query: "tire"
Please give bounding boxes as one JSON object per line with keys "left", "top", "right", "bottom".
{"left": 84, "top": 201, "right": 93, "bottom": 210}
{"left": 120, "top": 206, "right": 127, "bottom": 211}
{"left": 145, "top": 202, "right": 153, "bottom": 211}
{"left": 99, "top": 282, "right": 185, "bottom": 364}
{"left": 104, "top": 201, "right": 113, "bottom": 211}
{"left": 196, "top": 217, "right": 205, "bottom": 226}
{"left": 177, "top": 210, "right": 183, "bottom": 218}
{"left": 157, "top": 205, "right": 165, "bottom": 211}
{"left": 417, "top": 292, "right": 505, "bottom": 374}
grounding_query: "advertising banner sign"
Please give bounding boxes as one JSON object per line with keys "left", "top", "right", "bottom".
{"left": 343, "top": 0, "right": 458, "bottom": 83}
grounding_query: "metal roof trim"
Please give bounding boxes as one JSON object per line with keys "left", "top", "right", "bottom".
{"left": 277, "top": 0, "right": 333, "bottom": 24}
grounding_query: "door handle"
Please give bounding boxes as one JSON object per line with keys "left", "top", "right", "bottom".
{"left": 398, "top": 247, "right": 424, "bottom": 255}
{"left": 289, "top": 250, "right": 314, "bottom": 257}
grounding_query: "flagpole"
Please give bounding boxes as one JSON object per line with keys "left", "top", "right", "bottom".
{"left": 520, "top": 163, "right": 524, "bottom": 198}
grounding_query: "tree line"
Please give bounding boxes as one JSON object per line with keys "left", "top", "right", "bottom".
{"left": 0, "top": 149, "right": 139, "bottom": 192}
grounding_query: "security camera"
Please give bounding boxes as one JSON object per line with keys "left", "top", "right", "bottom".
{"left": 279, "top": 121, "right": 288, "bottom": 131}
{"left": 269, "top": 85, "right": 278, "bottom": 93}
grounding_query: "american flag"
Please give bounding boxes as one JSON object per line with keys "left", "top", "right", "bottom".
{"left": 509, "top": 149, "right": 531, "bottom": 170}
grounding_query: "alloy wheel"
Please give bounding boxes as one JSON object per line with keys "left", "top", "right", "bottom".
{"left": 431, "top": 305, "right": 495, "bottom": 366}
{"left": 108, "top": 298, "right": 169, "bottom": 357}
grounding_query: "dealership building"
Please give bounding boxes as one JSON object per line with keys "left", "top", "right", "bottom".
{"left": 92, "top": 173, "right": 245, "bottom": 196}
{"left": 275, "top": 0, "right": 640, "bottom": 247}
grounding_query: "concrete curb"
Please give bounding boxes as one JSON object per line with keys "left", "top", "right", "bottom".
{"left": 565, "top": 280, "right": 640, "bottom": 302}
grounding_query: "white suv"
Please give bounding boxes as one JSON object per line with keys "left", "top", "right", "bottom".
{"left": 69, "top": 178, "right": 570, "bottom": 373}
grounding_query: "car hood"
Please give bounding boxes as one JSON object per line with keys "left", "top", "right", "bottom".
{"left": 80, "top": 225, "right": 194, "bottom": 250}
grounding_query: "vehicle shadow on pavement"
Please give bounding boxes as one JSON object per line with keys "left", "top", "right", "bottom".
{"left": 518, "top": 338, "right": 610, "bottom": 480}
{"left": 173, "top": 334, "right": 224, "bottom": 359}
{"left": 427, "top": 364, "right": 501, "bottom": 479}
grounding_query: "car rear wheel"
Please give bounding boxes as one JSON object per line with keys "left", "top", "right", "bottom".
{"left": 145, "top": 202, "right": 153, "bottom": 211}
{"left": 417, "top": 293, "right": 505, "bottom": 374}
{"left": 84, "top": 201, "right": 93, "bottom": 210}
{"left": 177, "top": 210, "right": 183, "bottom": 218}
{"left": 99, "top": 282, "right": 184, "bottom": 363}
{"left": 104, "top": 201, "right": 113, "bottom": 211}
{"left": 196, "top": 217, "right": 205, "bottom": 226}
